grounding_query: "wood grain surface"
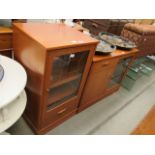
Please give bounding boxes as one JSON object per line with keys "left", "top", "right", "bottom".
{"left": 132, "top": 105, "right": 155, "bottom": 135}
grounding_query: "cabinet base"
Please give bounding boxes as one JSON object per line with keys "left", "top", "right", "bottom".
{"left": 78, "top": 86, "right": 120, "bottom": 113}
{"left": 23, "top": 85, "right": 120, "bottom": 134}
{"left": 23, "top": 110, "right": 77, "bottom": 135}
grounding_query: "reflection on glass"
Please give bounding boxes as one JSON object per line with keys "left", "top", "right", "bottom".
{"left": 48, "top": 51, "right": 89, "bottom": 109}
{"left": 107, "top": 57, "right": 132, "bottom": 88}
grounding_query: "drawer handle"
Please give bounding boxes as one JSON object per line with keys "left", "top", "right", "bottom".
{"left": 102, "top": 62, "right": 109, "bottom": 67}
{"left": 92, "top": 23, "right": 98, "bottom": 28}
{"left": 46, "top": 88, "right": 50, "bottom": 92}
{"left": 57, "top": 108, "right": 67, "bottom": 115}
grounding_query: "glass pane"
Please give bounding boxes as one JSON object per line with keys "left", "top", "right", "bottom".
{"left": 48, "top": 51, "right": 89, "bottom": 109}
{"left": 107, "top": 57, "right": 132, "bottom": 88}
{"left": 121, "top": 55, "right": 155, "bottom": 90}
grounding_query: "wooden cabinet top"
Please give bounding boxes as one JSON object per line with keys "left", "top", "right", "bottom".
{"left": 0, "top": 27, "right": 13, "bottom": 34}
{"left": 93, "top": 48, "right": 139, "bottom": 62}
{"left": 13, "top": 23, "right": 98, "bottom": 50}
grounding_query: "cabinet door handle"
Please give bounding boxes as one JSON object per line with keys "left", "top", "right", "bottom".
{"left": 92, "top": 23, "right": 98, "bottom": 28}
{"left": 102, "top": 62, "right": 109, "bottom": 67}
{"left": 0, "top": 48, "right": 12, "bottom": 52}
{"left": 57, "top": 108, "right": 67, "bottom": 115}
{"left": 46, "top": 88, "right": 50, "bottom": 92}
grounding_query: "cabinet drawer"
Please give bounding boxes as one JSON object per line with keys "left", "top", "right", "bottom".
{"left": 0, "top": 49, "right": 12, "bottom": 57}
{"left": 83, "top": 20, "right": 108, "bottom": 35}
{"left": 43, "top": 100, "right": 77, "bottom": 126}
{"left": 0, "top": 34, "right": 12, "bottom": 50}
{"left": 91, "top": 59, "right": 119, "bottom": 73}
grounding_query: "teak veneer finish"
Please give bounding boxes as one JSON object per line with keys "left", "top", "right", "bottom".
{"left": 132, "top": 105, "right": 155, "bottom": 135}
{"left": 78, "top": 48, "right": 139, "bottom": 112}
{"left": 0, "top": 27, "right": 13, "bottom": 57}
{"left": 13, "top": 23, "right": 139, "bottom": 134}
{"left": 13, "top": 23, "right": 98, "bottom": 134}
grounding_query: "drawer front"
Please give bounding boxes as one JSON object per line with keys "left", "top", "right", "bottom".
{"left": 91, "top": 59, "right": 119, "bottom": 73}
{"left": 43, "top": 99, "right": 78, "bottom": 126}
{"left": 83, "top": 20, "right": 108, "bottom": 35}
{"left": 0, "top": 49, "right": 12, "bottom": 57}
{"left": 0, "top": 34, "right": 12, "bottom": 50}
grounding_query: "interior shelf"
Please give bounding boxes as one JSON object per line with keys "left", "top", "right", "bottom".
{"left": 50, "top": 72, "right": 82, "bottom": 89}
{"left": 47, "top": 79, "right": 80, "bottom": 107}
{"left": 47, "top": 51, "right": 88, "bottom": 110}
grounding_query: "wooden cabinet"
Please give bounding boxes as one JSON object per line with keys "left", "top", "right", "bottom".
{"left": 83, "top": 20, "right": 109, "bottom": 35}
{"left": 83, "top": 19, "right": 134, "bottom": 36}
{"left": 0, "top": 27, "right": 13, "bottom": 57}
{"left": 79, "top": 58, "right": 119, "bottom": 109}
{"left": 12, "top": 19, "right": 27, "bottom": 23}
{"left": 13, "top": 23, "right": 98, "bottom": 134}
{"left": 78, "top": 49, "right": 138, "bottom": 112}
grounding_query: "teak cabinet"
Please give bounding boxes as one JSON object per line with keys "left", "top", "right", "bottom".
{"left": 13, "top": 23, "right": 98, "bottom": 134}
{"left": 0, "top": 27, "right": 13, "bottom": 57}
{"left": 79, "top": 58, "right": 119, "bottom": 110}
{"left": 78, "top": 49, "right": 138, "bottom": 112}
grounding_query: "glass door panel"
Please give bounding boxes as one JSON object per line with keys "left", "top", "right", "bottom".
{"left": 107, "top": 57, "right": 132, "bottom": 88}
{"left": 47, "top": 51, "right": 89, "bottom": 109}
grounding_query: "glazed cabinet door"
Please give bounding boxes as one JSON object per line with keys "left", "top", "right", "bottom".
{"left": 41, "top": 46, "right": 96, "bottom": 128}
{"left": 41, "top": 45, "right": 96, "bottom": 131}
{"left": 47, "top": 50, "right": 89, "bottom": 109}
{"left": 107, "top": 56, "right": 133, "bottom": 90}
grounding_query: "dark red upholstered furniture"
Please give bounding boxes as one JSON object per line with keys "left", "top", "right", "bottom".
{"left": 121, "top": 23, "right": 155, "bottom": 57}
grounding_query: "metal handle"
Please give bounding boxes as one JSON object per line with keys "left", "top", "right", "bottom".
{"left": 92, "top": 23, "right": 98, "bottom": 28}
{"left": 46, "top": 88, "right": 50, "bottom": 92}
{"left": 0, "top": 48, "right": 12, "bottom": 52}
{"left": 102, "top": 62, "right": 109, "bottom": 67}
{"left": 57, "top": 108, "right": 67, "bottom": 115}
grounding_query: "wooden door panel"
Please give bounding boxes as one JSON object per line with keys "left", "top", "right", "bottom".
{"left": 80, "top": 58, "right": 119, "bottom": 105}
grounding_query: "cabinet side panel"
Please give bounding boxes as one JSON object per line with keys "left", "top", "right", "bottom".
{"left": 13, "top": 26, "right": 47, "bottom": 129}
{"left": 13, "top": 26, "right": 46, "bottom": 95}
{"left": 24, "top": 88, "right": 42, "bottom": 128}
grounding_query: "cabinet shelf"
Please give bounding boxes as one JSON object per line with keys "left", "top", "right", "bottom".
{"left": 48, "top": 79, "right": 80, "bottom": 107}
{"left": 50, "top": 72, "right": 82, "bottom": 89}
